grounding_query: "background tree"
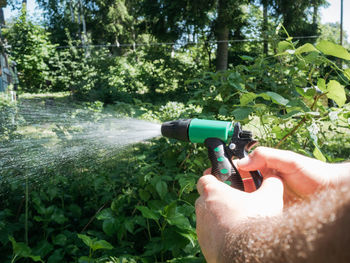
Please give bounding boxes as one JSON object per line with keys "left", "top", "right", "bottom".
{"left": 3, "top": 9, "right": 57, "bottom": 92}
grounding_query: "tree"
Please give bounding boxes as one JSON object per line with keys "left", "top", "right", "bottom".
{"left": 318, "top": 22, "right": 349, "bottom": 48}
{"left": 270, "top": 0, "right": 328, "bottom": 40}
{"left": 138, "top": 0, "right": 248, "bottom": 71}
{"left": 3, "top": 9, "right": 57, "bottom": 92}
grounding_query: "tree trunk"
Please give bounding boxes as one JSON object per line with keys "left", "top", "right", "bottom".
{"left": 216, "top": 0, "right": 229, "bottom": 71}
{"left": 70, "top": 0, "right": 75, "bottom": 23}
{"left": 0, "top": 8, "right": 4, "bottom": 26}
{"left": 312, "top": 2, "right": 318, "bottom": 25}
{"left": 262, "top": 1, "right": 268, "bottom": 56}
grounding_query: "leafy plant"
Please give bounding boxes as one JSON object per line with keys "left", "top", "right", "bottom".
{"left": 77, "top": 234, "right": 113, "bottom": 262}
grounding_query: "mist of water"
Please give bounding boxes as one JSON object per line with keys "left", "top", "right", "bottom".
{"left": 0, "top": 98, "right": 161, "bottom": 192}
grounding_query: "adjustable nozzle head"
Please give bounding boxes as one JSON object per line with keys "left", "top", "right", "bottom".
{"left": 161, "top": 118, "right": 234, "bottom": 143}
{"left": 161, "top": 119, "right": 191, "bottom": 141}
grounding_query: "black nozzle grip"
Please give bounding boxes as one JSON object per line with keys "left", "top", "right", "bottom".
{"left": 249, "top": 170, "right": 263, "bottom": 189}
{"left": 204, "top": 138, "right": 244, "bottom": 191}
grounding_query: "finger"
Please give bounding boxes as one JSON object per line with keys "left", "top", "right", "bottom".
{"left": 196, "top": 174, "right": 219, "bottom": 196}
{"left": 256, "top": 176, "right": 284, "bottom": 198}
{"left": 195, "top": 196, "right": 206, "bottom": 217}
{"left": 236, "top": 146, "right": 302, "bottom": 173}
{"left": 203, "top": 168, "right": 212, "bottom": 176}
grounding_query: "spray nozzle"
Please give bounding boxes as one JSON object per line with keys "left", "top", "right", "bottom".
{"left": 161, "top": 118, "right": 262, "bottom": 192}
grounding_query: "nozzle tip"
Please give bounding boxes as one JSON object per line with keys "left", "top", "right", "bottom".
{"left": 161, "top": 119, "right": 191, "bottom": 141}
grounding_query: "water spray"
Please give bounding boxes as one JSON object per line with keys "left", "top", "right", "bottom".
{"left": 161, "top": 119, "right": 262, "bottom": 191}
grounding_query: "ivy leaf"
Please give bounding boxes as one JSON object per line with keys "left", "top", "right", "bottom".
{"left": 316, "top": 40, "right": 350, "bottom": 60}
{"left": 136, "top": 206, "right": 159, "bottom": 221}
{"left": 326, "top": 80, "right": 346, "bottom": 107}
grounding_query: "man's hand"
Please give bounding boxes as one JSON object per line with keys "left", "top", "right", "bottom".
{"left": 195, "top": 173, "right": 283, "bottom": 263}
{"left": 236, "top": 147, "right": 350, "bottom": 201}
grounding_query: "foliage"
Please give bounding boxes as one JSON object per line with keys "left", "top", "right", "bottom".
{"left": 3, "top": 9, "right": 58, "bottom": 93}
{"left": 318, "top": 22, "right": 350, "bottom": 49}
{"left": 189, "top": 38, "right": 350, "bottom": 160}
{"left": 0, "top": 37, "right": 349, "bottom": 263}
{"left": 0, "top": 95, "right": 17, "bottom": 138}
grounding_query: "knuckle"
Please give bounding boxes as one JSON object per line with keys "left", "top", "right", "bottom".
{"left": 252, "top": 146, "right": 268, "bottom": 157}
{"left": 198, "top": 175, "right": 216, "bottom": 194}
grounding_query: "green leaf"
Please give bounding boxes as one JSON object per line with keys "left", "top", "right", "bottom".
{"left": 232, "top": 107, "right": 253, "bottom": 120}
{"left": 316, "top": 40, "right": 350, "bottom": 60}
{"left": 326, "top": 80, "right": 346, "bottom": 107}
{"left": 295, "top": 43, "right": 319, "bottom": 54}
{"left": 239, "top": 55, "right": 254, "bottom": 61}
{"left": 102, "top": 218, "right": 118, "bottom": 236}
{"left": 78, "top": 256, "right": 92, "bottom": 263}
{"left": 313, "top": 144, "right": 326, "bottom": 162}
{"left": 176, "top": 230, "right": 197, "bottom": 247}
{"left": 264, "top": 91, "right": 289, "bottom": 106}
{"left": 33, "top": 240, "right": 53, "bottom": 258}
{"left": 136, "top": 206, "right": 159, "bottom": 221}
{"left": 124, "top": 220, "right": 134, "bottom": 233}
{"left": 139, "top": 189, "right": 151, "bottom": 201}
{"left": 52, "top": 234, "right": 67, "bottom": 246}
{"left": 9, "top": 236, "right": 43, "bottom": 262}
{"left": 77, "top": 234, "right": 93, "bottom": 248}
{"left": 277, "top": 41, "right": 293, "bottom": 53}
{"left": 240, "top": 92, "right": 257, "bottom": 106}
{"left": 344, "top": 69, "right": 350, "bottom": 81}
{"left": 91, "top": 239, "right": 113, "bottom": 251}
{"left": 166, "top": 213, "right": 191, "bottom": 229}
{"left": 156, "top": 180, "right": 167, "bottom": 199}
{"left": 317, "top": 78, "right": 326, "bottom": 93}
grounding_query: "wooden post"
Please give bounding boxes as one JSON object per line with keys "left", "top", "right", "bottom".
{"left": 340, "top": 0, "right": 343, "bottom": 46}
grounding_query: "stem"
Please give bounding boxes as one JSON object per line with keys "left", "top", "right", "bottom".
{"left": 146, "top": 219, "right": 152, "bottom": 240}
{"left": 81, "top": 202, "right": 108, "bottom": 232}
{"left": 89, "top": 247, "right": 92, "bottom": 262}
{"left": 180, "top": 150, "right": 191, "bottom": 169}
{"left": 11, "top": 254, "right": 18, "bottom": 263}
{"left": 275, "top": 116, "right": 307, "bottom": 148}
{"left": 275, "top": 93, "right": 326, "bottom": 148}
{"left": 25, "top": 176, "right": 29, "bottom": 245}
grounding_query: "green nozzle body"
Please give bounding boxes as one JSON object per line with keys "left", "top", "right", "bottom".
{"left": 161, "top": 119, "right": 234, "bottom": 143}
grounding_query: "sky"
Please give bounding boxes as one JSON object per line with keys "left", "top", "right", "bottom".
{"left": 2, "top": 0, "right": 349, "bottom": 42}
{"left": 320, "top": 0, "right": 349, "bottom": 41}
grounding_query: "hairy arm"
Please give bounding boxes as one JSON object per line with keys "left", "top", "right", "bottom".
{"left": 197, "top": 147, "right": 350, "bottom": 263}
{"left": 219, "top": 186, "right": 350, "bottom": 263}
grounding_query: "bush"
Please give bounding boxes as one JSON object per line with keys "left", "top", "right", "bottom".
{"left": 189, "top": 39, "right": 350, "bottom": 160}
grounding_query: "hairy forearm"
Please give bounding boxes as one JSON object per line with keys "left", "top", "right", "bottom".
{"left": 219, "top": 186, "right": 350, "bottom": 263}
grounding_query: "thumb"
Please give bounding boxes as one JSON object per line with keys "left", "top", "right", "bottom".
{"left": 257, "top": 176, "right": 284, "bottom": 197}
{"left": 255, "top": 176, "right": 284, "bottom": 214}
